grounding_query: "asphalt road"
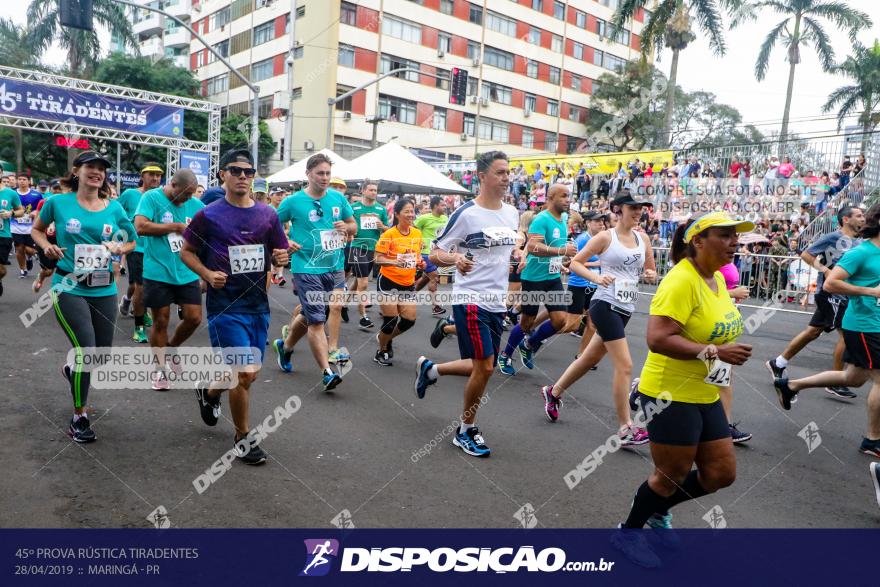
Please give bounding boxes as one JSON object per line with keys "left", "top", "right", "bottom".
{"left": 0, "top": 273, "right": 877, "bottom": 530}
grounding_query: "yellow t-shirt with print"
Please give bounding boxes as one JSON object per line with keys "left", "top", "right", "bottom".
{"left": 638, "top": 259, "right": 744, "bottom": 404}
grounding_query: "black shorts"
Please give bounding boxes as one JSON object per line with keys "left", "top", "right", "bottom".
{"left": 568, "top": 285, "right": 596, "bottom": 315}
{"left": 521, "top": 278, "right": 567, "bottom": 315}
{"left": 637, "top": 393, "right": 730, "bottom": 445}
{"left": 589, "top": 299, "right": 631, "bottom": 342}
{"left": 143, "top": 278, "right": 202, "bottom": 309}
{"left": 36, "top": 234, "right": 57, "bottom": 270}
{"left": 12, "top": 232, "right": 34, "bottom": 248}
{"left": 508, "top": 266, "right": 521, "bottom": 283}
{"left": 377, "top": 273, "right": 415, "bottom": 302}
{"left": 0, "top": 236, "right": 12, "bottom": 265}
{"left": 126, "top": 251, "right": 144, "bottom": 285}
{"left": 809, "top": 290, "right": 847, "bottom": 332}
{"left": 842, "top": 329, "right": 880, "bottom": 370}
{"left": 346, "top": 245, "right": 375, "bottom": 278}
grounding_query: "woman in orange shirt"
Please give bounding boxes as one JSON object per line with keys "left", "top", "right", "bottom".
{"left": 374, "top": 198, "right": 424, "bottom": 366}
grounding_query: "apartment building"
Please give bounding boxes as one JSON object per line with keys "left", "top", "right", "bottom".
{"left": 112, "top": 0, "right": 193, "bottom": 69}
{"left": 190, "top": 0, "right": 650, "bottom": 173}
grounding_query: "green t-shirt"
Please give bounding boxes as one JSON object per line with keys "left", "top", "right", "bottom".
{"left": 414, "top": 212, "right": 449, "bottom": 254}
{"left": 350, "top": 201, "right": 388, "bottom": 249}
{"left": 39, "top": 194, "right": 136, "bottom": 297}
{"left": 837, "top": 240, "right": 880, "bottom": 333}
{"left": 0, "top": 188, "right": 22, "bottom": 238}
{"left": 134, "top": 188, "right": 205, "bottom": 285}
{"left": 276, "top": 188, "right": 353, "bottom": 274}
{"left": 117, "top": 188, "right": 145, "bottom": 252}
{"left": 521, "top": 210, "right": 568, "bottom": 282}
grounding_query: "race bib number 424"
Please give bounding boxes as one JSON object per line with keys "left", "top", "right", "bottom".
{"left": 228, "top": 244, "right": 265, "bottom": 275}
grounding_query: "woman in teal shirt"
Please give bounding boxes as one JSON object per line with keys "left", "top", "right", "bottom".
{"left": 32, "top": 152, "right": 136, "bottom": 443}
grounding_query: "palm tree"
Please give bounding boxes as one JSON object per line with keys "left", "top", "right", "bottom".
{"left": 822, "top": 40, "right": 880, "bottom": 154}
{"left": 613, "top": 0, "right": 739, "bottom": 148}
{"left": 0, "top": 18, "right": 43, "bottom": 173}
{"left": 735, "top": 0, "right": 871, "bottom": 145}
{"left": 26, "top": 0, "right": 137, "bottom": 78}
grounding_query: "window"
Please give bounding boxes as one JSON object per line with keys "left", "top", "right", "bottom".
{"left": 230, "top": 0, "right": 251, "bottom": 20}
{"left": 545, "top": 131, "right": 557, "bottom": 152}
{"left": 341, "top": 1, "right": 357, "bottom": 26}
{"left": 467, "top": 77, "right": 478, "bottom": 96}
{"left": 553, "top": 1, "right": 565, "bottom": 20}
{"left": 253, "top": 20, "right": 274, "bottom": 45}
{"left": 293, "top": 45, "right": 304, "bottom": 59}
{"left": 251, "top": 57, "right": 274, "bottom": 82}
{"left": 206, "top": 73, "right": 228, "bottom": 95}
{"left": 210, "top": 6, "right": 230, "bottom": 30}
{"left": 531, "top": 0, "right": 543, "bottom": 11}
{"left": 600, "top": 0, "right": 620, "bottom": 9}
{"left": 547, "top": 99, "right": 558, "bottom": 116}
{"left": 479, "top": 118, "right": 509, "bottom": 143}
{"left": 484, "top": 47, "right": 514, "bottom": 71}
{"left": 378, "top": 94, "right": 417, "bottom": 124}
{"left": 432, "top": 108, "right": 447, "bottom": 131}
{"left": 568, "top": 105, "right": 581, "bottom": 121}
{"left": 463, "top": 113, "right": 476, "bottom": 137}
{"left": 467, "top": 41, "right": 481, "bottom": 60}
{"left": 567, "top": 136, "right": 578, "bottom": 154}
{"left": 438, "top": 32, "right": 451, "bottom": 53}
{"left": 296, "top": 5, "right": 305, "bottom": 18}
{"left": 338, "top": 44, "right": 355, "bottom": 67}
{"left": 380, "top": 54, "right": 420, "bottom": 82}
{"left": 195, "top": 51, "right": 205, "bottom": 68}
{"left": 572, "top": 41, "right": 584, "bottom": 60}
{"left": 435, "top": 68, "right": 450, "bottom": 90}
{"left": 592, "top": 79, "right": 601, "bottom": 94}
{"left": 595, "top": 50, "right": 626, "bottom": 72}
{"left": 486, "top": 11, "right": 516, "bottom": 37}
{"left": 528, "top": 27, "right": 541, "bottom": 45}
{"left": 382, "top": 15, "right": 422, "bottom": 44}
{"left": 597, "top": 19, "right": 630, "bottom": 45}
{"left": 575, "top": 10, "right": 586, "bottom": 28}
{"left": 208, "top": 39, "right": 229, "bottom": 63}
{"left": 522, "top": 128, "right": 534, "bottom": 148}
{"left": 285, "top": 13, "right": 290, "bottom": 33}
{"left": 481, "top": 81, "right": 512, "bottom": 105}
{"left": 440, "top": 0, "right": 454, "bottom": 15}
{"left": 335, "top": 86, "right": 353, "bottom": 111}
{"left": 524, "top": 93, "right": 536, "bottom": 112}
{"left": 551, "top": 34, "right": 563, "bottom": 53}
{"left": 549, "top": 65, "right": 560, "bottom": 84}
{"left": 469, "top": 3, "right": 483, "bottom": 25}
{"left": 571, "top": 73, "right": 581, "bottom": 91}
{"left": 230, "top": 30, "right": 251, "bottom": 54}
{"left": 258, "top": 95, "right": 273, "bottom": 119}
{"left": 526, "top": 59, "right": 538, "bottom": 78}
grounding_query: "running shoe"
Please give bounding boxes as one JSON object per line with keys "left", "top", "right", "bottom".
{"left": 19, "top": 269, "right": 27, "bottom": 278}
{"left": 860, "top": 437, "right": 880, "bottom": 458}
{"left": 646, "top": 513, "right": 680, "bottom": 549}
{"left": 195, "top": 383, "right": 221, "bottom": 426}
{"left": 619, "top": 426, "right": 649, "bottom": 447}
{"left": 569, "top": 331, "right": 582, "bottom": 339}
{"left": 387, "top": 338, "right": 394, "bottom": 359}
{"left": 870, "top": 462, "right": 880, "bottom": 510}
{"left": 430, "top": 318, "right": 447, "bottom": 348}
{"left": 322, "top": 370, "right": 342, "bottom": 391}
{"left": 517, "top": 339, "right": 534, "bottom": 369}
{"left": 233, "top": 434, "right": 267, "bottom": 466}
{"left": 497, "top": 353, "right": 516, "bottom": 376}
{"left": 431, "top": 305, "right": 446, "bottom": 316}
{"left": 373, "top": 349, "right": 392, "bottom": 366}
{"left": 340, "top": 307, "right": 349, "bottom": 323}
{"left": 729, "top": 422, "right": 752, "bottom": 444}
{"left": 414, "top": 356, "right": 436, "bottom": 399}
{"left": 773, "top": 377, "right": 797, "bottom": 410}
{"left": 328, "top": 348, "right": 350, "bottom": 365}
{"left": 825, "top": 386, "right": 857, "bottom": 399}
{"left": 766, "top": 358, "right": 786, "bottom": 380}
{"left": 271, "top": 274, "right": 286, "bottom": 286}
{"left": 610, "top": 525, "right": 662, "bottom": 568}
{"left": 132, "top": 326, "right": 148, "bottom": 344}
{"left": 150, "top": 369, "right": 170, "bottom": 391}
{"left": 272, "top": 339, "right": 293, "bottom": 372}
{"left": 25, "top": 256, "right": 33, "bottom": 271}
{"left": 61, "top": 363, "right": 72, "bottom": 383}
{"left": 143, "top": 311, "right": 153, "bottom": 328}
{"left": 541, "top": 385, "right": 562, "bottom": 422}
{"left": 628, "top": 377, "right": 641, "bottom": 412}
{"left": 281, "top": 324, "right": 289, "bottom": 341}
{"left": 68, "top": 414, "right": 96, "bottom": 443}
{"left": 452, "top": 426, "right": 491, "bottom": 457}
{"left": 118, "top": 297, "right": 131, "bottom": 318}
{"left": 32, "top": 278, "right": 43, "bottom": 292}
{"left": 501, "top": 317, "right": 511, "bottom": 331}
{"left": 359, "top": 316, "right": 374, "bottom": 330}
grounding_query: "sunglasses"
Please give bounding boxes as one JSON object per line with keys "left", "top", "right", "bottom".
{"left": 226, "top": 165, "right": 256, "bottom": 178}
{"left": 313, "top": 200, "right": 324, "bottom": 217}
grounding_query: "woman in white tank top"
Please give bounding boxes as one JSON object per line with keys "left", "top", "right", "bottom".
{"left": 540, "top": 192, "right": 657, "bottom": 446}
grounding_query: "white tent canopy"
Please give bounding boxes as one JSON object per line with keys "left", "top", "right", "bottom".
{"left": 346, "top": 142, "right": 470, "bottom": 195}
{"left": 266, "top": 148, "right": 354, "bottom": 184}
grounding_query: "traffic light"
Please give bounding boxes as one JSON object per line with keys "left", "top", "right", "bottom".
{"left": 60, "top": 0, "right": 94, "bottom": 32}
{"left": 449, "top": 67, "right": 468, "bottom": 105}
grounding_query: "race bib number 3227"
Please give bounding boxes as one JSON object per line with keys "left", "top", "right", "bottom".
{"left": 228, "top": 244, "right": 265, "bottom": 275}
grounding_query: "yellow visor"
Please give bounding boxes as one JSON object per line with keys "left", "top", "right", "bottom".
{"left": 684, "top": 212, "right": 755, "bottom": 243}
{"left": 141, "top": 165, "right": 164, "bottom": 174}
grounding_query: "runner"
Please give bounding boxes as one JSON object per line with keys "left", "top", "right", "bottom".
{"left": 269, "top": 187, "right": 288, "bottom": 287}
{"left": 117, "top": 163, "right": 164, "bottom": 343}
{"left": 180, "top": 148, "right": 290, "bottom": 465}
{"left": 31, "top": 151, "right": 137, "bottom": 443}
{"left": 539, "top": 191, "right": 657, "bottom": 447}
{"left": 11, "top": 173, "right": 43, "bottom": 279}
{"left": 773, "top": 202, "right": 880, "bottom": 457}
{"left": 613, "top": 212, "right": 753, "bottom": 567}
{"left": 0, "top": 183, "right": 25, "bottom": 297}
{"left": 32, "top": 195, "right": 59, "bottom": 292}
{"left": 497, "top": 184, "right": 576, "bottom": 375}
{"left": 329, "top": 177, "right": 351, "bottom": 327}
{"left": 133, "top": 169, "right": 204, "bottom": 391}
{"left": 251, "top": 178, "right": 269, "bottom": 204}
{"left": 767, "top": 206, "right": 864, "bottom": 398}
{"left": 348, "top": 180, "right": 388, "bottom": 330}
{"left": 273, "top": 153, "right": 356, "bottom": 391}
{"left": 565, "top": 210, "right": 605, "bottom": 359}
{"left": 414, "top": 151, "right": 520, "bottom": 457}
{"left": 373, "top": 198, "right": 422, "bottom": 366}
{"left": 414, "top": 196, "right": 449, "bottom": 317}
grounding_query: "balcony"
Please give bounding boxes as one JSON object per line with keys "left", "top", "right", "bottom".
{"left": 163, "top": 27, "right": 191, "bottom": 48}
{"left": 163, "top": 0, "right": 192, "bottom": 21}
{"left": 170, "top": 55, "right": 189, "bottom": 69}
{"left": 139, "top": 37, "right": 164, "bottom": 59}
{"left": 133, "top": 13, "right": 163, "bottom": 37}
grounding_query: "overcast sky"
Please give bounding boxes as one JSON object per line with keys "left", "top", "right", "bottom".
{"left": 8, "top": 1, "right": 879, "bottom": 139}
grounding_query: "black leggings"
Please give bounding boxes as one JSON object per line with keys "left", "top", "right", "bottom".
{"left": 51, "top": 291, "right": 117, "bottom": 409}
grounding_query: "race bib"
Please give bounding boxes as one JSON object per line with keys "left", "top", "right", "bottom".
{"left": 549, "top": 256, "right": 563, "bottom": 275}
{"left": 397, "top": 253, "right": 417, "bottom": 269}
{"left": 168, "top": 233, "right": 184, "bottom": 254}
{"left": 704, "top": 359, "right": 732, "bottom": 387}
{"left": 320, "top": 230, "right": 346, "bottom": 251}
{"left": 228, "top": 244, "right": 265, "bottom": 275}
{"left": 0, "top": 218, "right": 3, "bottom": 231}
{"left": 614, "top": 278, "right": 639, "bottom": 304}
{"left": 359, "top": 215, "right": 379, "bottom": 230}
{"left": 17, "top": 215, "right": 33, "bottom": 225}
{"left": 74, "top": 244, "right": 111, "bottom": 272}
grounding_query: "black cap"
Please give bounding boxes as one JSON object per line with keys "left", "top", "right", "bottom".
{"left": 49, "top": 179, "right": 61, "bottom": 188}
{"left": 218, "top": 148, "right": 254, "bottom": 181}
{"left": 73, "top": 151, "right": 112, "bottom": 169}
{"left": 37, "top": 179, "right": 49, "bottom": 187}
{"left": 610, "top": 190, "right": 652, "bottom": 209}
{"left": 583, "top": 210, "right": 609, "bottom": 221}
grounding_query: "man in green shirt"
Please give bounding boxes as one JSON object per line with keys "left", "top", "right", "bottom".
{"left": 0, "top": 187, "right": 24, "bottom": 297}
{"left": 347, "top": 181, "right": 388, "bottom": 330}
{"left": 414, "top": 196, "right": 449, "bottom": 316}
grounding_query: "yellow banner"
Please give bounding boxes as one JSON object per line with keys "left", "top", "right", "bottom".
{"left": 511, "top": 150, "right": 674, "bottom": 177}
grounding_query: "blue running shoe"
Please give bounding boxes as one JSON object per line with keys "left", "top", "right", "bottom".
{"left": 322, "top": 370, "right": 342, "bottom": 391}
{"left": 517, "top": 340, "right": 534, "bottom": 370}
{"left": 611, "top": 524, "right": 662, "bottom": 568}
{"left": 453, "top": 426, "right": 491, "bottom": 457}
{"left": 273, "top": 339, "right": 293, "bottom": 372}
{"left": 498, "top": 353, "right": 516, "bottom": 375}
{"left": 414, "top": 356, "right": 436, "bottom": 399}
{"left": 646, "top": 513, "right": 680, "bottom": 549}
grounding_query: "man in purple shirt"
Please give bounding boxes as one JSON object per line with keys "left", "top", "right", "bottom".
{"left": 180, "top": 149, "right": 290, "bottom": 466}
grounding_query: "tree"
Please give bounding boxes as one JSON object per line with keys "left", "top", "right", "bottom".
{"left": 735, "top": 0, "right": 871, "bottom": 145}
{"left": 27, "top": 0, "right": 137, "bottom": 78}
{"left": 221, "top": 114, "right": 276, "bottom": 166}
{"left": 613, "top": 0, "right": 739, "bottom": 148}
{"left": 671, "top": 91, "right": 764, "bottom": 149}
{"left": 0, "top": 17, "right": 45, "bottom": 173}
{"left": 821, "top": 40, "right": 880, "bottom": 154}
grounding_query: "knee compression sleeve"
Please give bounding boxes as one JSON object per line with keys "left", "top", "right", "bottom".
{"left": 381, "top": 316, "right": 399, "bottom": 334}
{"left": 397, "top": 317, "right": 415, "bottom": 333}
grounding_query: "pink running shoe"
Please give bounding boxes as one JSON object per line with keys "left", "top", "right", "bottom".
{"left": 619, "top": 426, "right": 649, "bottom": 446}
{"left": 541, "top": 385, "right": 562, "bottom": 422}
{"left": 151, "top": 369, "right": 171, "bottom": 391}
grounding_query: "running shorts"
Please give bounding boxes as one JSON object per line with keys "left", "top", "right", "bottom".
{"left": 36, "top": 234, "right": 58, "bottom": 270}
{"left": 637, "top": 393, "right": 731, "bottom": 445}
{"left": 453, "top": 304, "right": 504, "bottom": 365}
{"left": 346, "top": 245, "right": 375, "bottom": 278}
{"left": 292, "top": 270, "right": 345, "bottom": 325}
{"left": 377, "top": 273, "right": 416, "bottom": 302}
{"left": 521, "top": 278, "right": 567, "bottom": 315}
{"left": 207, "top": 311, "right": 269, "bottom": 367}
{"left": 567, "top": 285, "right": 596, "bottom": 315}
{"left": 126, "top": 251, "right": 144, "bottom": 285}
{"left": 588, "top": 299, "right": 631, "bottom": 342}
{"left": 0, "top": 236, "right": 13, "bottom": 265}
{"left": 842, "top": 329, "right": 880, "bottom": 370}
{"left": 808, "top": 290, "right": 847, "bottom": 333}
{"left": 143, "top": 278, "right": 202, "bottom": 309}
{"left": 12, "top": 233, "right": 35, "bottom": 248}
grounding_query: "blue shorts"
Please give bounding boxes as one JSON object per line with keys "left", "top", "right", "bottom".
{"left": 453, "top": 304, "right": 504, "bottom": 365}
{"left": 292, "top": 270, "right": 345, "bottom": 325}
{"left": 207, "top": 312, "right": 269, "bottom": 367}
{"left": 421, "top": 253, "right": 438, "bottom": 274}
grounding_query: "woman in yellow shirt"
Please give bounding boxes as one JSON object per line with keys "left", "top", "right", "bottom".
{"left": 374, "top": 198, "right": 424, "bottom": 366}
{"left": 612, "top": 212, "right": 754, "bottom": 567}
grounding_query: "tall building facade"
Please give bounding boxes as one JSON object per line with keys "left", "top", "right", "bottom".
{"left": 190, "top": 0, "right": 651, "bottom": 173}
{"left": 112, "top": 0, "right": 193, "bottom": 69}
